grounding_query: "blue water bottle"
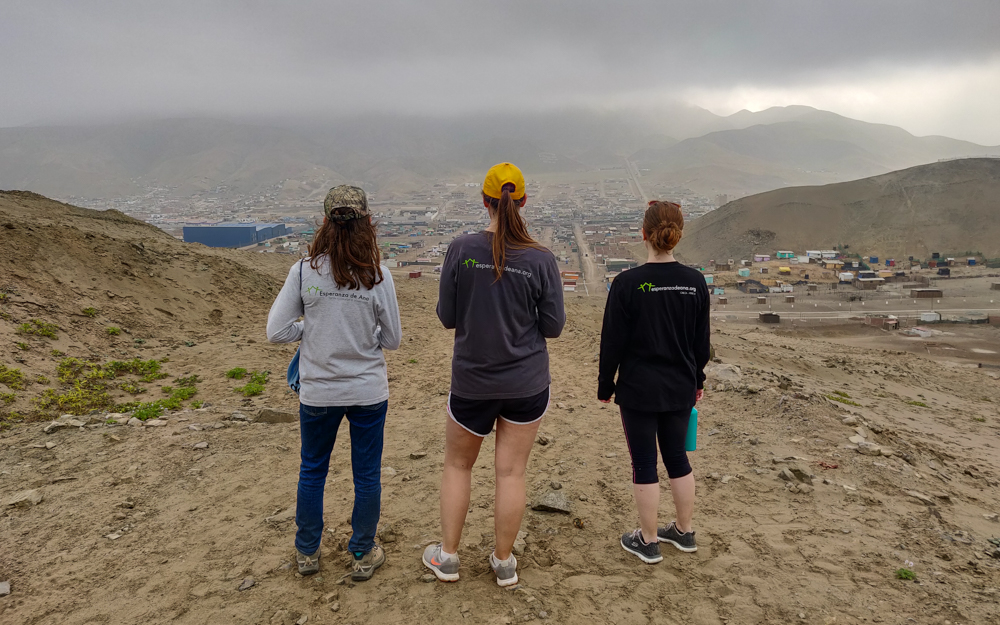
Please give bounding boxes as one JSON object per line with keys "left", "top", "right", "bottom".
{"left": 685, "top": 407, "right": 698, "bottom": 452}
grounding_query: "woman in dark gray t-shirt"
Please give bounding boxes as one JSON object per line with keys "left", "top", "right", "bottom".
{"left": 423, "top": 162, "right": 566, "bottom": 587}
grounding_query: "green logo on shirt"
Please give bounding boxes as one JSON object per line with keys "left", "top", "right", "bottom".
{"left": 462, "top": 258, "right": 479, "bottom": 268}
{"left": 305, "top": 285, "right": 323, "bottom": 295}
{"left": 638, "top": 282, "right": 655, "bottom": 293}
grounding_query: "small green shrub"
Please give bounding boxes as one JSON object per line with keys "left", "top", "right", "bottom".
{"left": 82, "top": 307, "right": 98, "bottom": 318}
{"left": 119, "top": 381, "right": 146, "bottom": 395}
{"left": 226, "top": 367, "right": 248, "bottom": 380}
{"left": 235, "top": 381, "right": 265, "bottom": 397}
{"left": 408, "top": 358, "right": 418, "bottom": 364}
{"left": 161, "top": 385, "right": 174, "bottom": 395}
{"left": 191, "top": 400, "right": 204, "bottom": 409}
{"left": 0, "top": 311, "right": 11, "bottom": 321}
{"left": 51, "top": 349, "right": 64, "bottom": 357}
{"left": 0, "top": 392, "right": 15, "bottom": 404}
{"left": 248, "top": 370, "right": 269, "bottom": 385}
{"left": 826, "top": 394, "right": 861, "bottom": 407}
{"left": 175, "top": 374, "right": 202, "bottom": 386}
{"left": 35, "top": 375, "right": 49, "bottom": 384}
{"left": 17, "top": 319, "right": 59, "bottom": 339}
{"left": 894, "top": 568, "right": 916, "bottom": 580}
{"left": 105, "top": 417, "right": 119, "bottom": 425}
{"left": 131, "top": 402, "right": 164, "bottom": 421}
{"left": 906, "top": 400, "right": 929, "bottom": 408}
{"left": 16, "top": 342, "right": 29, "bottom": 351}
{"left": 172, "top": 386, "right": 197, "bottom": 401}
{"left": 973, "top": 416, "right": 986, "bottom": 423}
{"left": 184, "top": 341, "right": 195, "bottom": 347}
{"left": 0, "top": 364, "right": 26, "bottom": 390}
{"left": 106, "top": 326, "right": 121, "bottom": 336}
{"left": 832, "top": 390, "right": 851, "bottom": 398}
{"left": 134, "top": 338, "right": 146, "bottom": 345}
{"left": 35, "top": 383, "right": 113, "bottom": 414}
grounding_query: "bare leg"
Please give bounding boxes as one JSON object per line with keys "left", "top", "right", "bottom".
{"left": 632, "top": 483, "right": 660, "bottom": 544}
{"left": 440, "top": 418, "right": 485, "bottom": 553}
{"left": 669, "top": 473, "right": 695, "bottom": 533}
{"left": 493, "top": 418, "right": 542, "bottom": 560}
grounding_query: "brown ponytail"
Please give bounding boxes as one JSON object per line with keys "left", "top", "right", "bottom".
{"left": 484, "top": 184, "right": 543, "bottom": 280}
{"left": 308, "top": 208, "right": 383, "bottom": 290}
{"left": 643, "top": 200, "right": 684, "bottom": 253}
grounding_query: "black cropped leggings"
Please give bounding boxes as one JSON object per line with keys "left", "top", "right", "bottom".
{"left": 619, "top": 407, "right": 693, "bottom": 484}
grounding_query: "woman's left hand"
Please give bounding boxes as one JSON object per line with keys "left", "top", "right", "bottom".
{"left": 695, "top": 389, "right": 704, "bottom": 403}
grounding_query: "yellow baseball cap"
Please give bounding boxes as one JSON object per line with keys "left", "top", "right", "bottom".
{"left": 483, "top": 162, "right": 525, "bottom": 200}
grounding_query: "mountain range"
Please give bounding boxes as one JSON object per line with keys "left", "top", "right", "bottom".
{"left": 1, "top": 105, "right": 997, "bottom": 201}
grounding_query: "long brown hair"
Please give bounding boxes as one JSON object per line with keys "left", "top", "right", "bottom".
{"left": 643, "top": 200, "right": 684, "bottom": 253}
{"left": 308, "top": 208, "right": 383, "bottom": 290}
{"left": 484, "top": 184, "right": 544, "bottom": 280}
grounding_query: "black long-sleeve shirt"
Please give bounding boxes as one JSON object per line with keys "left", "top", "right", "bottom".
{"left": 598, "top": 261, "right": 711, "bottom": 411}
{"left": 437, "top": 232, "right": 566, "bottom": 400}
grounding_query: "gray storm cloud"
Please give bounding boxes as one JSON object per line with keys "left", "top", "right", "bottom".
{"left": 2, "top": 0, "right": 999, "bottom": 142}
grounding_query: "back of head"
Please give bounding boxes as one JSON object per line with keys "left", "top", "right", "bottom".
{"left": 309, "top": 185, "right": 383, "bottom": 289}
{"left": 482, "top": 162, "right": 540, "bottom": 280}
{"left": 643, "top": 200, "right": 684, "bottom": 253}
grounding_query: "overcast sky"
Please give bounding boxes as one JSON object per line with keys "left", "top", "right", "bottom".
{"left": 3, "top": 0, "right": 1000, "bottom": 144}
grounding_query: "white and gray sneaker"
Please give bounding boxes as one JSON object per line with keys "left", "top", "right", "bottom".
{"left": 422, "top": 543, "right": 460, "bottom": 582}
{"left": 621, "top": 529, "right": 663, "bottom": 564}
{"left": 490, "top": 552, "right": 518, "bottom": 587}
{"left": 296, "top": 547, "right": 320, "bottom": 575}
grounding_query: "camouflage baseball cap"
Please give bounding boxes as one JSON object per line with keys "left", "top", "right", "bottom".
{"left": 323, "top": 185, "right": 370, "bottom": 221}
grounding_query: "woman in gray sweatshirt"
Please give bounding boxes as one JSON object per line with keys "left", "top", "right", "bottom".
{"left": 423, "top": 163, "right": 566, "bottom": 587}
{"left": 267, "top": 185, "right": 401, "bottom": 582}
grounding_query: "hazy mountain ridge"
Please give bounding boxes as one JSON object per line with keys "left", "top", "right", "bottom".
{"left": 2, "top": 106, "right": 997, "bottom": 201}
{"left": 674, "top": 158, "right": 1000, "bottom": 264}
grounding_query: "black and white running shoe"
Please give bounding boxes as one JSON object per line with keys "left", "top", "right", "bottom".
{"left": 657, "top": 521, "right": 698, "bottom": 553}
{"left": 620, "top": 529, "right": 663, "bottom": 564}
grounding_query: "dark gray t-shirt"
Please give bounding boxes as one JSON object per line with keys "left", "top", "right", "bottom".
{"left": 437, "top": 232, "right": 566, "bottom": 400}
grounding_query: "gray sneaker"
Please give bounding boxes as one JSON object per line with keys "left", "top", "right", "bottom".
{"left": 490, "top": 552, "right": 518, "bottom": 587}
{"left": 422, "top": 543, "right": 460, "bottom": 582}
{"left": 296, "top": 547, "right": 320, "bottom": 575}
{"left": 352, "top": 544, "right": 386, "bottom": 581}
{"left": 621, "top": 529, "right": 663, "bottom": 564}
{"left": 657, "top": 521, "right": 698, "bottom": 553}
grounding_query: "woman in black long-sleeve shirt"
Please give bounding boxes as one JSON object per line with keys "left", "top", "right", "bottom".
{"left": 598, "top": 200, "right": 710, "bottom": 564}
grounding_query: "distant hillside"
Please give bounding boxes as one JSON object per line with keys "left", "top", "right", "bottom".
{"left": 634, "top": 108, "right": 999, "bottom": 198}
{"left": 674, "top": 158, "right": 1000, "bottom": 264}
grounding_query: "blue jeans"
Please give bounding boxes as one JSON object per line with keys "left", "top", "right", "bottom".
{"left": 295, "top": 401, "right": 387, "bottom": 556}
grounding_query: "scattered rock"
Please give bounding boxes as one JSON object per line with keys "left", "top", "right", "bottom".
{"left": 788, "top": 466, "right": 812, "bottom": 483}
{"left": 0, "top": 581, "right": 10, "bottom": 597}
{"left": 230, "top": 411, "right": 249, "bottom": 421}
{"left": 145, "top": 419, "right": 167, "bottom": 427}
{"left": 193, "top": 441, "right": 209, "bottom": 449}
{"left": 605, "top": 453, "right": 617, "bottom": 458}
{"left": 984, "top": 513, "right": 998, "bottom": 522}
{"left": 127, "top": 417, "right": 143, "bottom": 426}
{"left": 778, "top": 468, "right": 796, "bottom": 482}
{"left": 532, "top": 491, "right": 572, "bottom": 515}
{"left": 535, "top": 434, "right": 554, "bottom": 446}
{"left": 577, "top": 494, "right": 588, "bottom": 502}
{"left": 539, "top": 611, "right": 548, "bottom": 619}
{"left": 409, "top": 451, "right": 427, "bottom": 460}
{"left": 706, "top": 429, "right": 720, "bottom": 436}
{"left": 790, "top": 484, "right": 814, "bottom": 494}
{"left": 841, "top": 415, "right": 858, "bottom": 426}
{"left": 907, "top": 491, "right": 935, "bottom": 506}
{"left": 296, "top": 615, "right": 308, "bottom": 625}
{"left": 382, "top": 467, "right": 397, "bottom": 478}
{"left": 848, "top": 435, "right": 866, "bottom": 445}
{"left": 857, "top": 442, "right": 883, "bottom": 456}
{"left": 266, "top": 508, "right": 295, "bottom": 524}
{"left": 549, "top": 481, "right": 562, "bottom": 490}
{"left": 421, "top": 574, "right": 436, "bottom": 583}
{"left": 238, "top": 577, "right": 255, "bottom": 591}
{"left": 707, "top": 363, "right": 742, "bottom": 382}
{"left": 378, "top": 523, "right": 398, "bottom": 544}
{"left": 513, "top": 530, "right": 528, "bottom": 556}
{"left": 7, "top": 489, "right": 43, "bottom": 508}
{"left": 105, "top": 533, "right": 122, "bottom": 540}
{"left": 188, "top": 424, "right": 203, "bottom": 431}
{"left": 556, "top": 402, "right": 567, "bottom": 409}
{"left": 329, "top": 602, "right": 340, "bottom": 613}
{"left": 42, "top": 421, "right": 68, "bottom": 434}
{"left": 880, "top": 448, "right": 895, "bottom": 458}
{"left": 257, "top": 408, "right": 297, "bottom": 424}
{"left": 323, "top": 591, "right": 340, "bottom": 603}
{"left": 44, "top": 441, "right": 57, "bottom": 449}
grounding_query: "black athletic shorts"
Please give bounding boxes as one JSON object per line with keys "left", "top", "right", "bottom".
{"left": 447, "top": 387, "right": 551, "bottom": 437}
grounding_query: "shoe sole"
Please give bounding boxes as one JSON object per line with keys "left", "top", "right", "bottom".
{"left": 422, "top": 554, "right": 460, "bottom": 582}
{"left": 658, "top": 537, "right": 698, "bottom": 553}
{"left": 351, "top": 555, "right": 385, "bottom": 581}
{"left": 495, "top": 572, "right": 519, "bottom": 588}
{"left": 620, "top": 539, "right": 663, "bottom": 564}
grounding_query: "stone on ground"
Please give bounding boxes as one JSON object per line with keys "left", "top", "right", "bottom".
{"left": 256, "top": 408, "right": 297, "bottom": 424}
{"left": 532, "top": 491, "right": 572, "bottom": 514}
{"left": 7, "top": 489, "right": 43, "bottom": 508}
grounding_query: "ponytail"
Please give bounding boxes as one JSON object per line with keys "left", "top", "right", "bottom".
{"left": 485, "top": 185, "right": 542, "bottom": 280}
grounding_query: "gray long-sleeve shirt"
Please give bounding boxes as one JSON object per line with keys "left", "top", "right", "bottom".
{"left": 266, "top": 258, "right": 401, "bottom": 407}
{"left": 437, "top": 232, "right": 565, "bottom": 400}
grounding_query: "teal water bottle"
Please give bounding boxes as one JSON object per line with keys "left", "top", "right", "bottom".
{"left": 685, "top": 407, "right": 698, "bottom": 452}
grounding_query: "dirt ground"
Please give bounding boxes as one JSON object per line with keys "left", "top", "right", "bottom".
{"left": 2, "top": 193, "right": 1000, "bottom": 624}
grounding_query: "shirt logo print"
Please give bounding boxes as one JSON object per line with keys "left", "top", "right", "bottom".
{"left": 462, "top": 258, "right": 478, "bottom": 268}
{"left": 638, "top": 282, "right": 655, "bottom": 293}
{"left": 305, "top": 285, "right": 323, "bottom": 295}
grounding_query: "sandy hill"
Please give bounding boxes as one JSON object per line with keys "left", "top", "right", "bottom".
{"left": 2, "top": 193, "right": 1000, "bottom": 624}
{"left": 634, "top": 109, "right": 1000, "bottom": 198}
{"left": 675, "top": 158, "right": 1000, "bottom": 264}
